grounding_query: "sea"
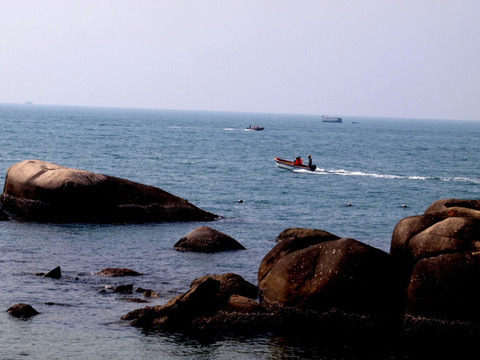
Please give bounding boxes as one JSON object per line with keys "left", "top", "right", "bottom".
{"left": 0, "top": 103, "right": 479, "bottom": 359}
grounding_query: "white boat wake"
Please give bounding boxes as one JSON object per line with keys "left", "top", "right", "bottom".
{"left": 293, "top": 168, "right": 480, "bottom": 184}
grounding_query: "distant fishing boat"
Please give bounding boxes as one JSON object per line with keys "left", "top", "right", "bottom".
{"left": 321, "top": 115, "right": 342, "bottom": 123}
{"left": 274, "top": 157, "right": 316, "bottom": 171}
{"left": 246, "top": 125, "right": 264, "bottom": 131}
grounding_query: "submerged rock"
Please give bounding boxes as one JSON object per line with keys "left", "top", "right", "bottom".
{"left": 7, "top": 303, "right": 39, "bottom": 318}
{"left": 0, "top": 159, "right": 217, "bottom": 223}
{"left": 43, "top": 266, "right": 62, "bottom": 279}
{"left": 174, "top": 226, "right": 245, "bottom": 252}
{"left": 97, "top": 268, "right": 143, "bottom": 277}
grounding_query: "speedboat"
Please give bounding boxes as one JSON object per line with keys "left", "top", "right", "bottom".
{"left": 246, "top": 125, "right": 264, "bottom": 131}
{"left": 274, "top": 157, "right": 316, "bottom": 171}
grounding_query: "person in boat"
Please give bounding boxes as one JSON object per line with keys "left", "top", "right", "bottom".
{"left": 307, "top": 154, "right": 316, "bottom": 171}
{"left": 293, "top": 156, "right": 303, "bottom": 165}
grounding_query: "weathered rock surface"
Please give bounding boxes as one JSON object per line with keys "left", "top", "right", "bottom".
{"left": 7, "top": 303, "right": 39, "bottom": 318}
{"left": 258, "top": 228, "right": 340, "bottom": 282}
{"left": 114, "top": 198, "right": 480, "bottom": 340}
{"left": 122, "top": 273, "right": 267, "bottom": 334}
{"left": 259, "top": 230, "right": 401, "bottom": 317}
{"left": 190, "top": 273, "right": 257, "bottom": 299}
{"left": 174, "top": 226, "right": 245, "bottom": 252}
{"left": 0, "top": 159, "right": 217, "bottom": 222}
{"left": 390, "top": 198, "right": 480, "bottom": 336}
{"left": 97, "top": 268, "right": 143, "bottom": 277}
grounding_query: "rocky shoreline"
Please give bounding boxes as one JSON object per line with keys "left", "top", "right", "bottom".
{"left": 3, "top": 160, "right": 480, "bottom": 342}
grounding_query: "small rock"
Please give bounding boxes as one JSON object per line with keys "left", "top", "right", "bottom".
{"left": 136, "top": 288, "right": 159, "bottom": 298}
{"left": 7, "top": 303, "right": 39, "bottom": 318}
{"left": 97, "top": 268, "right": 143, "bottom": 277}
{"left": 174, "top": 226, "right": 246, "bottom": 252}
{"left": 44, "top": 266, "right": 62, "bottom": 279}
{"left": 114, "top": 284, "right": 134, "bottom": 293}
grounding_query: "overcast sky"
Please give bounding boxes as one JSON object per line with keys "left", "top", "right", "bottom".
{"left": 1, "top": 1, "right": 479, "bottom": 120}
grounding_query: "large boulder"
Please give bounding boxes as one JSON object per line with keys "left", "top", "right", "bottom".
{"left": 390, "top": 199, "right": 480, "bottom": 336}
{"left": 0, "top": 160, "right": 217, "bottom": 222}
{"left": 258, "top": 228, "right": 340, "bottom": 282}
{"left": 258, "top": 232, "right": 402, "bottom": 318}
{"left": 174, "top": 226, "right": 245, "bottom": 252}
{"left": 122, "top": 273, "right": 269, "bottom": 334}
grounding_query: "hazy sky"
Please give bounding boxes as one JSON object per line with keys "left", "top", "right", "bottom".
{"left": 1, "top": 1, "right": 479, "bottom": 120}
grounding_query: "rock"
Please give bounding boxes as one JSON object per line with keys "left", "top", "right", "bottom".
{"left": 123, "top": 273, "right": 264, "bottom": 334}
{"left": 7, "top": 303, "right": 39, "bottom": 318}
{"left": 0, "top": 208, "right": 8, "bottom": 221}
{"left": 275, "top": 227, "right": 340, "bottom": 243}
{"left": 174, "top": 226, "right": 245, "bottom": 252}
{"left": 114, "top": 284, "right": 134, "bottom": 293}
{"left": 258, "top": 232, "right": 402, "bottom": 317}
{"left": 122, "top": 277, "right": 222, "bottom": 331}
{"left": 190, "top": 273, "right": 257, "bottom": 299}
{"left": 258, "top": 228, "right": 340, "bottom": 286}
{"left": 220, "top": 294, "right": 264, "bottom": 313}
{"left": 43, "top": 266, "right": 62, "bottom": 279}
{"left": 390, "top": 199, "right": 480, "bottom": 336}
{"left": 424, "top": 198, "right": 480, "bottom": 217}
{"left": 136, "top": 288, "right": 160, "bottom": 298}
{"left": 97, "top": 268, "right": 143, "bottom": 277}
{"left": 0, "top": 159, "right": 217, "bottom": 222}
{"left": 407, "top": 252, "right": 480, "bottom": 321}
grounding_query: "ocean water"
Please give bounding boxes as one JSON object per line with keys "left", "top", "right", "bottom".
{"left": 0, "top": 104, "right": 479, "bottom": 359}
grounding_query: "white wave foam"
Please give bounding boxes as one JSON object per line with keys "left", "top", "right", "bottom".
{"left": 293, "top": 168, "right": 480, "bottom": 184}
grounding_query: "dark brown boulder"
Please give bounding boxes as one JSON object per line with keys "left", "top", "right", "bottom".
{"left": 122, "top": 273, "right": 267, "bottom": 334}
{"left": 7, "top": 303, "right": 39, "bottom": 318}
{"left": 0, "top": 159, "right": 217, "bottom": 222}
{"left": 390, "top": 199, "right": 480, "bottom": 336}
{"left": 97, "top": 268, "right": 143, "bottom": 277}
{"left": 275, "top": 227, "right": 340, "bottom": 243}
{"left": 424, "top": 198, "right": 480, "bottom": 216}
{"left": 190, "top": 273, "right": 257, "bottom": 299}
{"left": 114, "top": 284, "right": 134, "bottom": 294}
{"left": 258, "top": 233, "right": 402, "bottom": 317}
{"left": 258, "top": 228, "right": 340, "bottom": 282}
{"left": 407, "top": 252, "right": 480, "bottom": 321}
{"left": 174, "top": 226, "right": 245, "bottom": 252}
{"left": 122, "top": 277, "right": 222, "bottom": 331}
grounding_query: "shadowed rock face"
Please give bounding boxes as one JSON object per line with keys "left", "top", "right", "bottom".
{"left": 122, "top": 274, "right": 266, "bottom": 334}
{"left": 258, "top": 229, "right": 402, "bottom": 316}
{"left": 390, "top": 199, "right": 480, "bottom": 333}
{"left": 0, "top": 160, "right": 217, "bottom": 222}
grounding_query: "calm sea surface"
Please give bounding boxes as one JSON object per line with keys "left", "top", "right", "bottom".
{"left": 0, "top": 104, "right": 479, "bottom": 359}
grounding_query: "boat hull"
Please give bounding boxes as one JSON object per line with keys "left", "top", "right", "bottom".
{"left": 321, "top": 116, "right": 342, "bottom": 123}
